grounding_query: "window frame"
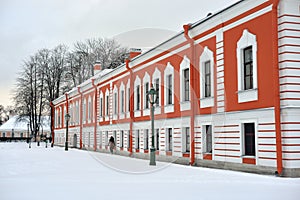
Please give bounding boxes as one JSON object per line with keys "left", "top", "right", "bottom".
{"left": 236, "top": 29, "right": 258, "bottom": 103}
{"left": 243, "top": 123, "right": 256, "bottom": 157}
{"left": 166, "top": 128, "right": 173, "bottom": 152}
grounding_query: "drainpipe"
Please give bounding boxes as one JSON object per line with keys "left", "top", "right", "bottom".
{"left": 78, "top": 87, "right": 83, "bottom": 149}
{"left": 65, "top": 93, "right": 69, "bottom": 147}
{"left": 183, "top": 24, "right": 196, "bottom": 165}
{"left": 50, "top": 101, "right": 55, "bottom": 147}
{"left": 92, "top": 79, "right": 98, "bottom": 151}
{"left": 126, "top": 59, "right": 134, "bottom": 155}
{"left": 272, "top": 0, "right": 283, "bottom": 176}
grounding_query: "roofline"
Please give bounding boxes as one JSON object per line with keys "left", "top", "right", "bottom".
{"left": 129, "top": 0, "right": 244, "bottom": 63}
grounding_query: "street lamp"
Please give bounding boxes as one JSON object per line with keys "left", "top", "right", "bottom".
{"left": 147, "top": 84, "right": 158, "bottom": 166}
{"left": 65, "top": 113, "right": 71, "bottom": 151}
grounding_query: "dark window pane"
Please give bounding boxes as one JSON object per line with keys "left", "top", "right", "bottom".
{"left": 183, "top": 69, "right": 189, "bottom": 101}
{"left": 145, "top": 82, "right": 149, "bottom": 109}
{"left": 155, "top": 79, "right": 159, "bottom": 105}
{"left": 204, "top": 61, "right": 211, "bottom": 97}
{"left": 206, "top": 125, "right": 212, "bottom": 153}
{"left": 186, "top": 127, "right": 190, "bottom": 152}
{"left": 244, "top": 123, "right": 255, "bottom": 156}
{"left": 136, "top": 85, "right": 140, "bottom": 110}
{"left": 243, "top": 46, "right": 253, "bottom": 90}
{"left": 167, "top": 75, "right": 172, "bottom": 104}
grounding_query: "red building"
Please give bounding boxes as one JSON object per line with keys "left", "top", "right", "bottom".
{"left": 52, "top": 0, "right": 300, "bottom": 177}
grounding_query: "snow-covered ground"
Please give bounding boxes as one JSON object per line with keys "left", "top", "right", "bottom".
{"left": 0, "top": 142, "right": 299, "bottom": 200}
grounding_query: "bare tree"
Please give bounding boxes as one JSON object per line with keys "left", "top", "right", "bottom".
{"left": 12, "top": 37, "right": 128, "bottom": 143}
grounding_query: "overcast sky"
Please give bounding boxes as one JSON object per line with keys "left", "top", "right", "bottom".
{"left": 0, "top": 0, "right": 239, "bottom": 107}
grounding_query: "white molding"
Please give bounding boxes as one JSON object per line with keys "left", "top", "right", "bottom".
{"left": 180, "top": 55, "right": 191, "bottom": 111}
{"left": 199, "top": 46, "right": 215, "bottom": 108}
{"left": 152, "top": 67, "right": 162, "bottom": 111}
{"left": 237, "top": 29, "right": 258, "bottom": 103}
{"left": 238, "top": 89, "right": 258, "bottom": 103}
{"left": 200, "top": 97, "right": 214, "bottom": 108}
{"left": 143, "top": 72, "right": 151, "bottom": 113}
{"left": 134, "top": 76, "right": 141, "bottom": 111}
{"left": 164, "top": 62, "right": 175, "bottom": 111}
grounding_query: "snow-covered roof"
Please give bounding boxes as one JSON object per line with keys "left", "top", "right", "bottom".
{"left": 0, "top": 116, "right": 50, "bottom": 132}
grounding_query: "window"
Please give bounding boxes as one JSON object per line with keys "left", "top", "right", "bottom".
{"left": 204, "top": 61, "right": 211, "bottom": 97}
{"left": 105, "top": 131, "right": 108, "bottom": 145}
{"left": 135, "top": 130, "right": 140, "bottom": 149}
{"left": 167, "top": 74, "right": 173, "bottom": 104}
{"left": 83, "top": 100, "right": 86, "bottom": 123}
{"left": 100, "top": 97, "right": 103, "bottom": 117}
{"left": 134, "top": 77, "right": 141, "bottom": 113}
{"left": 183, "top": 68, "right": 189, "bottom": 101}
{"left": 167, "top": 128, "right": 172, "bottom": 151}
{"left": 237, "top": 29, "right": 258, "bottom": 103}
{"left": 145, "top": 82, "right": 149, "bottom": 109}
{"left": 121, "top": 90, "right": 124, "bottom": 113}
{"left": 156, "top": 129, "right": 159, "bottom": 150}
{"left": 143, "top": 72, "right": 150, "bottom": 111}
{"left": 20, "top": 133, "right": 23, "bottom": 138}
{"left": 106, "top": 95, "right": 109, "bottom": 115}
{"left": 183, "top": 127, "right": 190, "bottom": 152}
{"left": 152, "top": 68, "right": 161, "bottom": 107}
{"left": 88, "top": 98, "right": 92, "bottom": 121}
{"left": 2, "top": 133, "right": 5, "bottom": 137}
{"left": 243, "top": 46, "right": 253, "bottom": 90}
{"left": 144, "top": 129, "right": 149, "bottom": 150}
{"left": 164, "top": 62, "right": 174, "bottom": 111}
{"left": 244, "top": 123, "right": 255, "bottom": 156}
{"left": 204, "top": 125, "right": 212, "bottom": 153}
{"left": 120, "top": 130, "right": 124, "bottom": 148}
{"left": 136, "top": 85, "right": 140, "bottom": 110}
{"left": 58, "top": 109, "right": 61, "bottom": 127}
{"left": 76, "top": 102, "right": 79, "bottom": 124}
{"left": 114, "top": 93, "right": 117, "bottom": 115}
{"left": 155, "top": 78, "right": 159, "bottom": 105}
{"left": 127, "top": 88, "right": 130, "bottom": 112}
{"left": 180, "top": 56, "right": 191, "bottom": 109}
{"left": 127, "top": 130, "right": 130, "bottom": 148}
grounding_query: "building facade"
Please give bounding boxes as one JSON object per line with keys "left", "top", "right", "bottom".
{"left": 52, "top": 0, "right": 300, "bottom": 177}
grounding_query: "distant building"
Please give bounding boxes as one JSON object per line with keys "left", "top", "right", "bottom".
{"left": 52, "top": 0, "right": 300, "bottom": 177}
{"left": 0, "top": 116, "right": 50, "bottom": 141}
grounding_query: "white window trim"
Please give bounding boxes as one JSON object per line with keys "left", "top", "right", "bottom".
{"left": 152, "top": 67, "right": 161, "bottom": 115}
{"left": 82, "top": 100, "right": 86, "bottom": 124}
{"left": 165, "top": 127, "right": 173, "bottom": 152}
{"left": 105, "top": 89, "right": 109, "bottom": 121}
{"left": 143, "top": 72, "right": 150, "bottom": 116}
{"left": 88, "top": 96, "right": 92, "bottom": 123}
{"left": 200, "top": 46, "right": 215, "bottom": 108}
{"left": 126, "top": 79, "right": 130, "bottom": 118}
{"left": 180, "top": 55, "right": 191, "bottom": 111}
{"left": 164, "top": 62, "right": 174, "bottom": 113}
{"left": 113, "top": 85, "right": 118, "bottom": 120}
{"left": 237, "top": 29, "right": 258, "bottom": 103}
{"left": 76, "top": 101, "right": 79, "bottom": 125}
{"left": 182, "top": 127, "right": 190, "bottom": 153}
{"left": 201, "top": 123, "right": 214, "bottom": 159}
{"left": 134, "top": 76, "right": 141, "bottom": 117}
{"left": 119, "top": 82, "right": 125, "bottom": 119}
{"left": 99, "top": 91, "right": 103, "bottom": 122}
{"left": 240, "top": 120, "right": 258, "bottom": 161}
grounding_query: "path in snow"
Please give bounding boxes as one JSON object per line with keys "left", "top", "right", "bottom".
{"left": 0, "top": 142, "right": 299, "bottom": 200}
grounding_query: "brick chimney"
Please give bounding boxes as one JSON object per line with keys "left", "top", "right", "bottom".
{"left": 94, "top": 61, "right": 101, "bottom": 74}
{"left": 129, "top": 48, "right": 142, "bottom": 59}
